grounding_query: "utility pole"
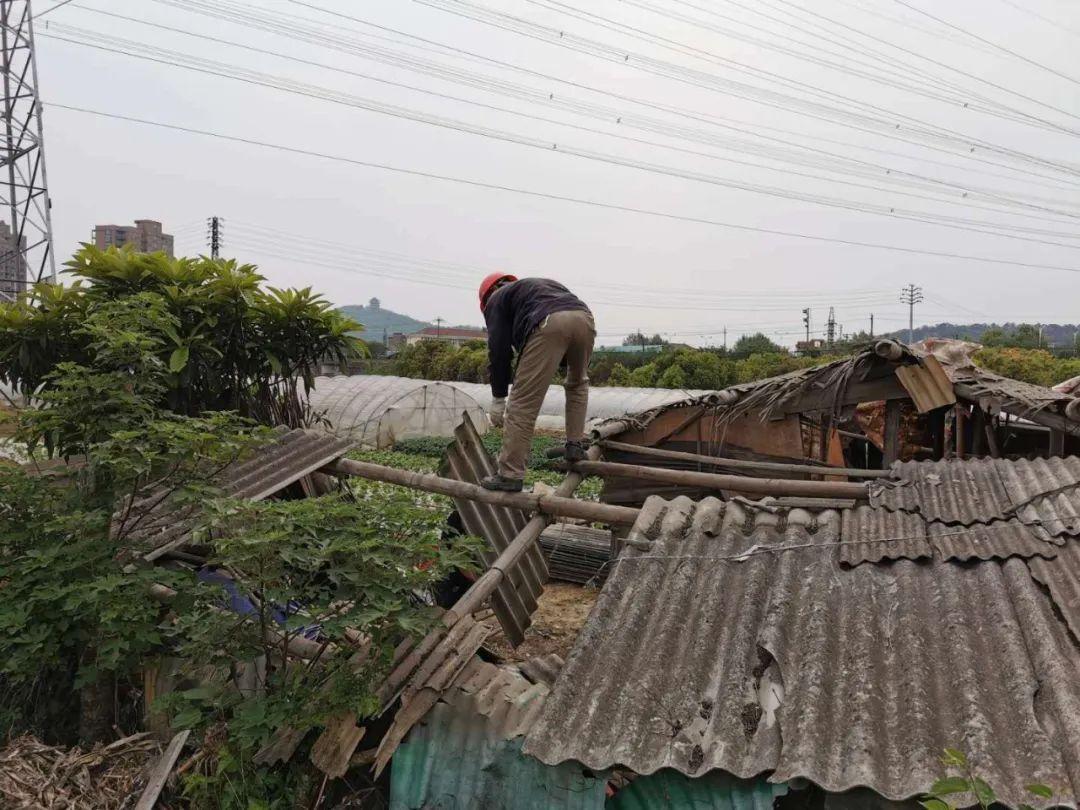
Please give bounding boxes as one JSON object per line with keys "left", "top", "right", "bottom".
{"left": 382, "top": 326, "right": 388, "bottom": 348}
{"left": 826, "top": 307, "right": 836, "bottom": 349}
{"left": 900, "top": 284, "right": 924, "bottom": 344}
{"left": 207, "top": 216, "right": 223, "bottom": 259}
{"left": 802, "top": 308, "right": 810, "bottom": 344}
{"left": 722, "top": 326, "right": 727, "bottom": 351}
{"left": 870, "top": 313, "right": 874, "bottom": 339}
{"left": 0, "top": 0, "right": 54, "bottom": 300}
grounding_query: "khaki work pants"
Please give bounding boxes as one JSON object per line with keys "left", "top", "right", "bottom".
{"left": 498, "top": 309, "right": 596, "bottom": 479}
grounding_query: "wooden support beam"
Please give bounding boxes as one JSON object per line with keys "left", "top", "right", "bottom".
{"left": 572, "top": 459, "right": 869, "bottom": 500}
{"left": 1050, "top": 428, "right": 1066, "bottom": 457}
{"left": 884, "top": 399, "right": 903, "bottom": 466}
{"left": 985, "top": 417, "right": 1001, "bottom": 458}
{"left": 325, "top": 458, "right": 640, "bottom": 526}
{"left": 955, "top": 404, "right": 968, "bottom": 459}
{"left": 929, "top": 408, "right": 946, "bottom": 460}
{"left": 599, "top": 439, "right": 890, "bottom": 479}
{"left": 971, "top": 407, "right": 987, "bottom": 456}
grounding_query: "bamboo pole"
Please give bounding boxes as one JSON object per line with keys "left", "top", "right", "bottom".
{"left": 599, "top": 439, "right": 890, "bottom": 480}
{"left": 324, "top": 457, "right": 639, "bottom": 526}
{"left": 571, "top": 459, "right": 870, "bottom": 499}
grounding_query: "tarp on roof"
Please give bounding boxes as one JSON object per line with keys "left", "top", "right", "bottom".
{"left": 523, "top": 495, "right": 1080, "bottom": 808}
{"left": 309, "top": 375, "right": 487, "bottom": 448}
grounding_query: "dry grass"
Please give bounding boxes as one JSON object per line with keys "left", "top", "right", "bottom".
{"left": 0, "top": 733, "right": 163, "bottom": 810}
{"left": 483, "top": 582, "right": 600, "bottom": 663}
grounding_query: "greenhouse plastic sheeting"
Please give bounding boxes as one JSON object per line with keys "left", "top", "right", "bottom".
{"left": 309, "top": 375, "right": 487, "bottom": 448}
{"left": 449, "top": 381, "right": 710, "bottom": 430}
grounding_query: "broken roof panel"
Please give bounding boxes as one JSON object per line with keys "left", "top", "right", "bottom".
{"left": 135, "top": 428, "right": 355, "bottom": 561}
{"left": 523, "top": 496, "right": 1080, "bottom": 807}
{"left": 1026, "top": 541, "right": 1080, "bottom": 645}
{"left": 840, "top": 505, "right": 1059, "bottom": 567}
{"left": 871, "top": 458, "right": 1080, "bottom": 538}
{"left": 442, "top": 415, "right": 547, "bottom": 646}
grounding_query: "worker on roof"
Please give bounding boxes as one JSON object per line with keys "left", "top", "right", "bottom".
{"left": 478, "top": 273, "right": 596, "bottom": 492}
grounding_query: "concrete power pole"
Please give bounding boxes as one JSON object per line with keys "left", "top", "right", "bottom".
{"left": 802, "top": 308, "right": 810, "bottom": 344}
{"left": 0, "top": 0, "right": 54, "bottom": 299}
{"left": 207, "top": 216, "right": 223, "bottom": 259}
{"left": 901, "top": 284, "right": 924, "bottom": 344}
{"left": 870, "top": 313, "right": 874, "bottom": 339}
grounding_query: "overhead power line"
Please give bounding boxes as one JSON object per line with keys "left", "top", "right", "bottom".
{"left": 280, "top": 0, "right": 1080, "bottom": 193}
{"left": 891, "top": 0, "right": 1080, "bottom": 87}
{"left": 41, "top": 25, "right": 1080, "bottom": 248}
{"left": 46, "top": 103, "right": 1080, "bottom": 274}
{"left": 74, "top": 4, "right": 1080, "bottom": 224}
{"left": 416, "top": 0, "right": 1080, "bottom": 178}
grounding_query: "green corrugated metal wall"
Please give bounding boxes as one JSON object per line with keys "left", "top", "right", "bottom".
{"left": 607, "top": 769, "right": 789, "bottom": 810}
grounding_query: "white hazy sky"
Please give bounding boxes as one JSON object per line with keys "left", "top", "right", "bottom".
{"left": 33, "top": 0, "right": 1080, "bottom": 345}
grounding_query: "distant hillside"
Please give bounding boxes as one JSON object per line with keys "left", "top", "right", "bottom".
{"left": 338, "top": 298, "right": 430, "bottom": 338}
{"left": 886, "top": 322, "right": 1080, "bottom": 347}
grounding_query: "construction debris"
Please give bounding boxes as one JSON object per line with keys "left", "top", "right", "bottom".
{"left": 0, "top": 733, "right": 164, "bottom": 810}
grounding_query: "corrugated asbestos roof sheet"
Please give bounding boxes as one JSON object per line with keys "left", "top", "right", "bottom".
{"left": 871, "top": 457, "right": 1080, "bottom": 536}
{"left": 134, "top": 428, "right": 355, "bottom": 561}
{"left": 523, "top": 496, "right": 1080, "bottom": 808}
{"left": 442, "top": 415, "right": 546, "bottom": 646}
{"left": 390, "top": 658, "right": 607, "bottom": 810}
{"left": 840, "top": 505, "right": 1060, "bottom": 566}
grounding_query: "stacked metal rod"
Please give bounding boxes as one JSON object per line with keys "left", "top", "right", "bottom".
{"left": 539, "top": 523, "right": 612, "bottom": 585}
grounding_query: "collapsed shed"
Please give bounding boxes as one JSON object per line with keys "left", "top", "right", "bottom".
{"left": 309, "top": 374, "right": 488, "bottom": 448}
{"left": 594, "top": 340, "right": 1080, "bottom": 509}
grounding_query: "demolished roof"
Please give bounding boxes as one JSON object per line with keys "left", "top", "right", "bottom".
{"left": 597, "top": 339, "right": 1078, "bottom": 437}
{"left": 522, "top": 494, "right": 1080, "bottom": 808}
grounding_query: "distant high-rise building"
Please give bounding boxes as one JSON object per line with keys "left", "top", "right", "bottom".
{"left": 93, "top": 219, "right": 174, "bottom": 257}
{"left": 0, "top": 221, "right": 28, "bottom": 300}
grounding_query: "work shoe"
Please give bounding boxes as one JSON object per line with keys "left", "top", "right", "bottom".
{"left": 563, "top": 440, "right": 588, "bottom": 463}
{"left": 481, "top": 474, "right": 524, "bottom": 492}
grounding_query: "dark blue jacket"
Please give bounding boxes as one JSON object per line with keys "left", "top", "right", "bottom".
{"left": 483, "top": 278, "right": 590, "bottom": 398}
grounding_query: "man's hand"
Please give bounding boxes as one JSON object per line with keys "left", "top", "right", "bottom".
{"left": 489, "top": 397, "right": 506, "bottom": 428}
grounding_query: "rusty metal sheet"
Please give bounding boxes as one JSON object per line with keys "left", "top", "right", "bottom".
{"left": 523, "top": 496, "right": 1080, "bottom": 807}
{"left": 443, "top": 414, "right": 546, "bottom": 646}
{"left": 135, "top": 428, "right": 355, "bottom": 561}
{"left": 895, "top": 355, "right": 956, "bottom": 413}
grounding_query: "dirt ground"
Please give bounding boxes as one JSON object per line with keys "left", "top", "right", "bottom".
{"left": 483, "top": 582, "right": 600, "bottom": 663}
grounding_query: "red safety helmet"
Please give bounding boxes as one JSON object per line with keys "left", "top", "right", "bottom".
{"left": 478, "top": 272, "right": 517, "bottom": 312}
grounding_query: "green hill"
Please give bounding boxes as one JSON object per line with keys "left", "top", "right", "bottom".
{"left": 338, "top": 298, "right": 430, "bottom": 338}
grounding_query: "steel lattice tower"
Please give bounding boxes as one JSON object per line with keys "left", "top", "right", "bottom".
{"left": 0, "top": 0, "right": 54, "bottom": 300}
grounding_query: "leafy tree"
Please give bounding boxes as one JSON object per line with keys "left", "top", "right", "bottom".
{"left": 622, "top": 331, "right": 665, "bottom": 347}
{"left": 364, "top": 339, "right": 388, "bottom": 359}
{"left": 730, "top": 332, "right": 784, "bottom": 359}
{"left": 657, "top": 364, "right": 688, "bottom": 388}
{"left": 607, "top": 362, "right": 632, "bottom": 386}
{"left": 629, "top": 362, "right": 658, "bottom": 387}
{"left": 0, "top": 246, "right": 362, "bottom": 426}
{"left": 973, "top": 347, "right": 1059, "bottom": 387}
{"left": 0, "top": 250, "right": 479, "bottom": 807}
